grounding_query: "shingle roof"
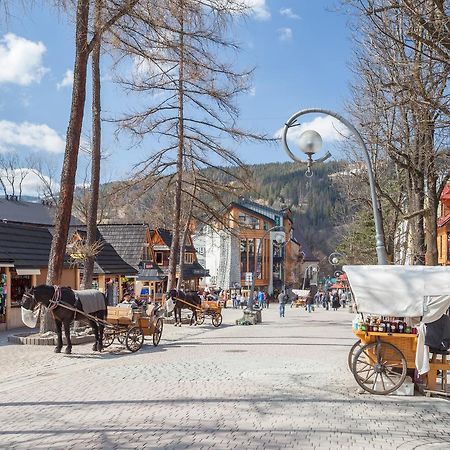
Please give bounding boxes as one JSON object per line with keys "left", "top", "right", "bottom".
{"left": 69, "top": 227, "right": 138, "bottom": 276}
{"left": 97, "top": 224, "right": 148, "bottom": 269}
{"left": 0, "top": 197, "right": 82, "bottom": 226}
{"left": 154, "top": 228, "right": 196, "bottom": 252}
{"left": 0, "top": 222, "right": 71, "bottom": 268}
{"left": 229, "top": 202, "right": 275, "bottom": 223}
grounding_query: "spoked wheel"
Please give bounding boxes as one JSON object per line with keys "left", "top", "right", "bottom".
{"left": 196, "top": 313, "right": 205, "bottom": 325}
{"left": 152, "top": 318, "right": 163, "bottom": 347}
{"left": 212, "top": 313, "right": 222, "bottom": 327}
{"left": 125, "top": 326, "right": 144, "bottom": 353}
{"left": 102, "top": 329, "right": 115, "bottom": 348}
{"left": 352, "top": 341, "right": 407, "bottom": 395}
{"left": 117, "top": 333, "right": 126, "bottom": 345}
{"left": 348, "top": 340, "right": 364, "bottom": 372}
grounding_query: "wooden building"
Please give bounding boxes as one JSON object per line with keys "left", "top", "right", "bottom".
{"left": 224, "top": 199, "right": 302, "bottom": 293}
{"left": 437, "top": 184, "right": 450, "bottom": 266}
{"left": 0, "top": 222, "right": 78, "bottom": 330}
{"left": 150, "top": 228, "right": 209, "bottom": 292}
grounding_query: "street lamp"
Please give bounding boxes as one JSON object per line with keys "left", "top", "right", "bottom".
{"left": 282, "top": 108, "right": 388, "bottom": 265}
{"left": 248, "top": 225, "right": 285, "bottom": 310}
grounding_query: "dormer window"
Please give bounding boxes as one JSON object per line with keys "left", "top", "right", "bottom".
{"left": 155, "top": 252, "right": 163, "bottom": 264}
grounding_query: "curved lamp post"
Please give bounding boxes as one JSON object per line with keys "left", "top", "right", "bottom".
{"left": 248, "top": 225, "right": 285, "bottom": 310}
{"left": 282, "top": 108, "right": 388, "bottom": 265}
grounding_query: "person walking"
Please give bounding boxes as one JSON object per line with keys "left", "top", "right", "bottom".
{"left": 257, "top": 290, "right": 264, "bottom": 309}
{"left": 264, "top": 291, "right": 269, "bottom": 308}
{"left": 240, "top": 293, "right": 246, "bottom": 309}
{"left": 306, "top": 294, "right": 315, "bottom": 313}
{"left": 278, "top": 290, "right": 287, "bottom": 318}
{"left": 332, "top": 291, "right": 340, "bottom": 311}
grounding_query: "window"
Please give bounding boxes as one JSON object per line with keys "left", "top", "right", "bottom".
{"left": 155, "top": 252, "right": 163, "bottom": 264}
{"left": 184, "top": 253, "right": 194, "bottom": 264}
{"left": 142, "top": 244, "right": 150, "bottom": 261}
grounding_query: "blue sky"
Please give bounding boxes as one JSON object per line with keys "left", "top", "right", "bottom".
{"left": 0, "top": 0, "right": 353, "bottom": 193}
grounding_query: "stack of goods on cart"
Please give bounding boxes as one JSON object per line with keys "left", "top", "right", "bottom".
{"left": 0, "top": 273, "right": 6, "bottom": 323}
{"left": 353, "top": 316, "right": 417, "bottom": 334}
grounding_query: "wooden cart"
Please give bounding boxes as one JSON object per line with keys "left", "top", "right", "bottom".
{"left": 345, "top": 265, "right": 450, "bottom": 396}
{"left": 102, "top": 304, "right": 164, "bottom": 352}
{"left": 196, "top": 300, "right": 222, "bottom": 327}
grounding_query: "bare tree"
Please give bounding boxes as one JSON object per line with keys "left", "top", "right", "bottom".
{"left": 112, "top": 0, "right": 267, "bottom": 290}
{"left": 342, "top": 0, "right": 450, "bottom": 265}
{"left": 47, "top": 0, "right": 140, "bottom": 287}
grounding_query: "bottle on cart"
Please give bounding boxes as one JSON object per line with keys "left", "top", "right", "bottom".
{"left": 398, "top": 321, "right": 404, "bottom": 333}
{"left": 379, "top": 321, "right": 385, "bottom": 333}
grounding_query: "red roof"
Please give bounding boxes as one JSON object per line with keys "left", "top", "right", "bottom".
{"left": 442, "top": 184, "right": 450, "bottom": 201}
{"left": 438, "top": 212, "right": 450, "bottom": 228}
{"left": 330, "top": 283, "right": 344, "bottom": 289}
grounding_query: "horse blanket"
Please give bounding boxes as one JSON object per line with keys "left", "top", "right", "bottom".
{"left": 74, "top": 289, "right": 106, "bottom": 315}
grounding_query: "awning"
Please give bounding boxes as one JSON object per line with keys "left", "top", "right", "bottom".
{"left": 137, "top": 268, "right": 165, "bottom": 282}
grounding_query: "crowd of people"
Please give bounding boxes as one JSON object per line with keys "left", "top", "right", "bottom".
{"left": 302, "top": 290, "right": 352, "bottom": 313}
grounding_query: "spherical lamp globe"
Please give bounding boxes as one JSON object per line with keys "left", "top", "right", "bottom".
{"left": 297, "top": 130, "right": 323, "bottom": 155}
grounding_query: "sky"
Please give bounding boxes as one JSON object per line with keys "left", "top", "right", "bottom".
{"left": 0, "top": 0, "right": 354, "bottom": 195}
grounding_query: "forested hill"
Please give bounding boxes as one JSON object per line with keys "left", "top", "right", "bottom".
{"left": 209, "top": 160, "right": 346, "bottom": 258}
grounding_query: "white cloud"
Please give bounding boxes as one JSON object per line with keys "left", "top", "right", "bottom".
{"left": 0, "top": 120, "right": 65, "bottom": 153}
{"left": 243, "top": 0, "right": 270, "bottom": 20}
{"left": 278, "top": 27, "right": 293, "bottom": 42}
{"left": 0, "top": 168, "right": 59, "bottom": 196}
{"left": 57, "top": 69, "right": 74, "bottom": 90}
{"left": 0, "top": 33, "right": 49, "bottom": 85}
{"left": 275, "top": 115, "right": 350, "bottom": 144}
{"left": 249, "top": 87, "right": 256, "bottom": 96}
{"left": 280, "top": 8, "right": 300, "bottom": 20}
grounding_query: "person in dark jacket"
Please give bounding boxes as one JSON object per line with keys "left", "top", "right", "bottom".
{"left": 331, "top": 292, "right": 340, "bottom": 311}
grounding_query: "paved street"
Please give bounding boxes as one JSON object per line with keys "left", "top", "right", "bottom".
{"left": 0, "top": 306, "right": 449, "bottom": 449}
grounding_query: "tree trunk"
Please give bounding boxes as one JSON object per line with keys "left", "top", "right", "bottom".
{"left": 82, "top": 0, "right": 102, "bottom": 289}
{"left": 43, "top": 0, "right": 90, "bottom": 332}
{"left": 167, "top": 0, "right": 185, "bottom": 291}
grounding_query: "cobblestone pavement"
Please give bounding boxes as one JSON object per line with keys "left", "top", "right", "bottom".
{"left": 0, "top": 306, "right": 449, "bottom": 449}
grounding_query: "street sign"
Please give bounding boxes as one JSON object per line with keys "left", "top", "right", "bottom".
{"left": 244, "top": 272, "right": 253, "bottom": 284}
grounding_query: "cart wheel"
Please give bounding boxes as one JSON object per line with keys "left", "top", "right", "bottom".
{"left": 352, "top": 341, "right": 407, "bottom": 395}
{"left": 125, "top": 326, "right": 144, "bottom": 352}
{"left": 348, "top": 340, "right": 363, "bottom": 372}
{"left": 212, "top": 313, "right": 222, "bottom": 327}
{"left": 102, "top": 330, "right": 115, "bottom": 348}
{"left": 196, "top": 313, "right": 205, "bottom": 325}
{"left": 152, "top": 318, "right": 163, "bottom": 347}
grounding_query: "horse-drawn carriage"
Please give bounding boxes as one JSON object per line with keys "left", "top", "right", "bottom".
{"left": 166, "top": 290, "right": 223, "bottom": 327}
{"left": 345, "top": 265, "right": 450, "bottom": 395}
{"left": 102, "top": 304, "right": 164, "bottom": 352}
{"left": 196, "top": 299, "right": 223, "bottom": 327}
{"left": 21, "top": 285, "right": 164, "bottom": 354}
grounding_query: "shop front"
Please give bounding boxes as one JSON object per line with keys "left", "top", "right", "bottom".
{"left": 0, "top": 265, "right": 41, "bottom": 330}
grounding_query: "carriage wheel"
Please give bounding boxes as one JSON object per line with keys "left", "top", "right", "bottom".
{"left": 196, "top": 312, "right": 205, "bottom": 325}
{"left": 212, "top": 313, "right": 222, "bottom": 327}
{"left": 352, "top": 341, "right": 407, "bottom": 395}
{"left": 152, "top": 318, "right": 163, "bottom": 347}
{"left": 348, "top": 340, "right": 363, "bottom": 372}
{"left": 125, "top": 326, "right": 144, "bottom": 352}
{"left": 102, "top": 329, "right": 115, "bottom": 348}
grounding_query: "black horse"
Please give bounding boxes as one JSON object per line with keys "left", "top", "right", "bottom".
{"left": 166, "top": 289, "right": 202, "bottom": 326}
{"left": 21, "top": 285, "right": 107, "bottom": 354}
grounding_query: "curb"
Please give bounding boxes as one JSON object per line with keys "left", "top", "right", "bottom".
{"left": 8, "top": 333, "right": 95, "bottom": 346}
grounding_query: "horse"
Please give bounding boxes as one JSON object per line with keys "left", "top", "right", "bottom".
{"left": 166, "top": 289, "right": 202, "bottom": 326}
{"left": 21, "top": 285, "right": 107, "bottom": 354}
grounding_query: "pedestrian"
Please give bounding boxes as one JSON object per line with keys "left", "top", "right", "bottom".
{"left": 278, "top": 290, "right": 287, "bottom": 318}
{"left": 332, "top": 291, "right": 340, "bottom": 311}
{"left": 231, "top": 291, "right": 237, "bottom": 308}
{"left": 306, "top": 294, "right": 315, "bottom": 313}
{"left": 257, "top": 290, "right": 264, "bottom": 309}
{"left": 240, "top": 293, "right": 246, "bottom": 309}
{"left": 314, "top": 291, "right": 321, "bottom": 307}
{"left": 322, "top": 292, "right": 330, "bottom": 310}
{"left": 264, "top": 291, "right": 269, "bottom": 308}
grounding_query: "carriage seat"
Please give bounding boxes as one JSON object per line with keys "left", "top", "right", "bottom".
{"left": 427, "top": 348, "right": 450, "bottom": 392}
